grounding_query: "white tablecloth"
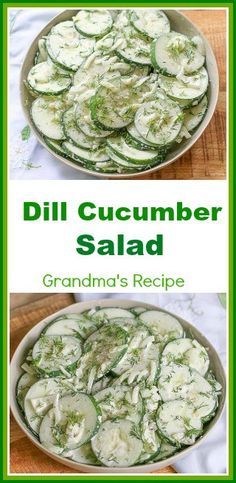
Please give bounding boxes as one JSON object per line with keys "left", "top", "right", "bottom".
{"left": 74, "top": 292, "right": 227, "bottom": 475}
{"left": 9, "top": 8, "right": 96, "bottom": 180}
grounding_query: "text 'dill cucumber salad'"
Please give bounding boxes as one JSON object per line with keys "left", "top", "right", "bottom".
{"left": 16, "top": 306, "right": 222, "bottom": 468}
{"left": 25, "top": 9, "right": 209, "bottom": 175}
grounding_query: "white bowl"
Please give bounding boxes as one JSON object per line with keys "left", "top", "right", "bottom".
{"left": 10, "top": 299, "right": 226, "bottom": 474}
{"left": 20, "top": 9, "right": 219, "bottom": 179}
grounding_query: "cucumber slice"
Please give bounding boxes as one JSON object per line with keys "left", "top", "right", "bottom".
{"left": 34, "top": 38, "right": 48, "bottom": 64}
{"left": 126, "top": 124, "right": 162, "bottom": 151}
{"left": 43, "top": 314, "right": 98, "bottom": 339}
{"left": 64, "top": 443, "right": 99, "bottom": 465}
{"left": 46, "top": 21, "right": 95, "bottom": 72}
{"left": 161, "top": 338, "right": 209, "bottom": 376}
{"left": 107, "top": 148, "right": 145, "bottom": 171}
{"left": 116, "top": 27, "right": 152, "bottom": 66}
{"left": 16, "top": 372, "right": 37, "bottom": 411}
{"left": 62, "top": 107, "right": 104, "bottom": 150}
{"left": 151, "top": 32, "right": 205, "bottom": 76}
{"left": 135, "top": 99, "right": 183, "bottom": 147}
{"left": 92, "top": 161, "right": 118, "bottom": 173}
{"left": 112, "top": 324, "right": 160, "bottom": 384}
{"left": 24, "top": 377, "right": 72, "bottom": 435}
{"left": 158, "top": 68, "right": 208, "bottom": 102}
{"left": 107, "top": 136, "right": 162, "bottom": 164}
{"left": 44, "top": 138, "right": 70, "bottom": 158}
{"left": 92, "top": 307, "right": 135, "bottom": 321}
{"left": 130, "top": 10, "right": 170, "bottom": 39}
{"left": 183, "top": 95, "right": 208, "bottom": 131}
{"left": 39, "top": 408, "right": 64, "bottom": 454}
{"left": 156, "top": 400, "right": 203, "bottom": 447}
{"left": 153, "top": 441, "right": 177, "bottom": 462}
{"left": 90, "top": 77, "right": 136, "bottom": 131}
{"left": 139, "top": 310, "right": 184, "bottom": 344}
{"left": 76, "top": 325, "right": 128, "bottom": 389}
{"left": 27, "top": 61, "right": 71, "bottom": 96}
{"left": 94, "top": 385, "right": 143, "bottom": 424}
{"left": 138, "top": 414, "right": 161, "bottom": 463}
{"left": 74, "top": 10, "right": 113, "bottom": 38}
{"left": 158, "top": 363, "right": 215, "bottom": 408}
{"left": 31, "top": 97, "right": 65, "bottom": 140}
{"left": 131, "top": 306, "right": 147, "bottom": 315}
{"left": 40, "top": 393, "right": 100, "bottom": 452}
{"left": 76, "top": 99, "right": 111, "bottom": 138}
{"left": 73, "top": 52, "right": 120, "bottom": 89}
{"left": 189, "top": 391, "right": 218, "bottom": 422}
{"left": 62, "top": 141, "right": 110, "bottom": 164}
{"left": 91, "top": 419, "right": 143, "bottom": 467}
{"left": 32, "top": 335, "right": 82, "bottom": 376}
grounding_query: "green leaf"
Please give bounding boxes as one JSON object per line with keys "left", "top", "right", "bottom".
{"left": 21, "top": 125, "right": 31, "bottom": 141}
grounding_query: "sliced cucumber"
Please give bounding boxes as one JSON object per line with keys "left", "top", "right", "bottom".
{"left": 158, "top": 68, "right": 208, "bottom": 102}
{"left": 107, "top": 149, "right": 145, "bottom": 170}
{"left": 74, "top": 10, "right": 113, "bottom": 38}
{"left": 27, "top": 61, "right": 71, "bottom": 96}
{"left": 46, "top": 21, "right": 95, "bottom": 72}
{"left": 16, "top": 372, "right": 37, "bottom": 411}
{"left": 153, "top": 441, "right": 177, "bottom": 461}
{"left": 116, "top": 27, "right": 152, "bottom": 66}
{"left": 91, "top": 307, "right": 135, "bottom": 321}
{"left": 135, "top": 99, "right": 183, "bottom": 147}
{"left": 91, "top": 419, "right": 143, "bottom": 467}
{"left": 43, "top": 314, "right": 98, "bottom": 339}
{"left": 130, "top": 10, "right": 170, "bottom": 39}
{"left": 44, "top": 138, "right": 70, "bottom": 158}
{"left": 31, "top": 97, "right": 65, "bottom": 140}
{"left": 73, "top": 52, "right": 119, "bottom": 90}
{"left": 107, "top": 136, "right": 161, "bottom": 164}
{"left": 161, "top": 338, "right": 209, "bottom": 376}
{"left": 62, "top": 107, "right": 104, "bottom": 150}
{"left": 32, "top": 335, "right": 82, "bottom": 376}
{"left": 76, "top": 325, "right": 128, "bottom": 389}
{"left": 183, "top": 95, "right": 208, "bottom": 131}
{"left": 151, "top": 32, "right": 205, "bottom": 76}
{"left": 156, "top": 400, "right": 203, "bottom": 447}
{"left": 64, "top": 443, "right": 99, "bottom": 465}
{"left": 34, "top": 38, "right": 48, "bottom": 64}
{"left": 90, "top": 77, "right": 136, "bottom": 130}
{"left": 139, "top": 310, "right": 184, "bottom": 344}
{"left": 190, "top": 391, "right": 217, "bottom": 422}
{"left": 158, "top": 363, "right": 215, "bottom": 408}
{"left": 40, "top": 393, "right": 100, "bottom": 453}
{"left": 112, "top": 324, "right": 160, "bottom": 383}
{"left": 40, "top": 408, "right": 64, "bottom": 454}
{"left": 139, "top": 415, "right": 161, "bottom": 463}
{"left": 126, "top": 124, "right": 162, "bottom": 151}
{"left": 94, "top": 385, "right": 143, "bottom": 424}
{"left": 62, "top": 141, "right": 110, "bottom": 164}
{"left": 24, "top": 377, "right": 72, "bottom": 435}
{"left": 131, "top": 306, "right": 147, "bottom": 315}
{"left": 76, "top": 99, "right": 111, "bottom": 138}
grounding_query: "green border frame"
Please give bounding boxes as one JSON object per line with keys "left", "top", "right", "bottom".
{"left": 0, "top": 0, "right": 234, "bottom": 481}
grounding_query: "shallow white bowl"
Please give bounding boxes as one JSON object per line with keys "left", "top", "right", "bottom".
{"left": 20, "top": 9, "right": 219, "bottom": 179}
{"left": 10, "top": 299, "right": 226, "bottom": 474}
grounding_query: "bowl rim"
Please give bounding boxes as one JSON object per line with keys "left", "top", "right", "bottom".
{"left": 10, "top": 298, "right": 226, "bottom": 474}
{"left": 19, "top": 8, "right": 219, "bottom": 180}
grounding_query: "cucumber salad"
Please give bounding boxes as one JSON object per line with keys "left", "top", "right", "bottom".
{"left": 16, "top": 305, "right": 222, "bottom": 468}
{"left": 25, "top": 9, "right": 209, "bottom": 175}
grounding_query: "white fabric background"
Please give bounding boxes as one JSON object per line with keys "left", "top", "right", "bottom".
{"left": 74, "top": 292, "right": 227, "bottom": 475}
{"left": 9, "top": 8, "right": 96, "bottom": 180}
